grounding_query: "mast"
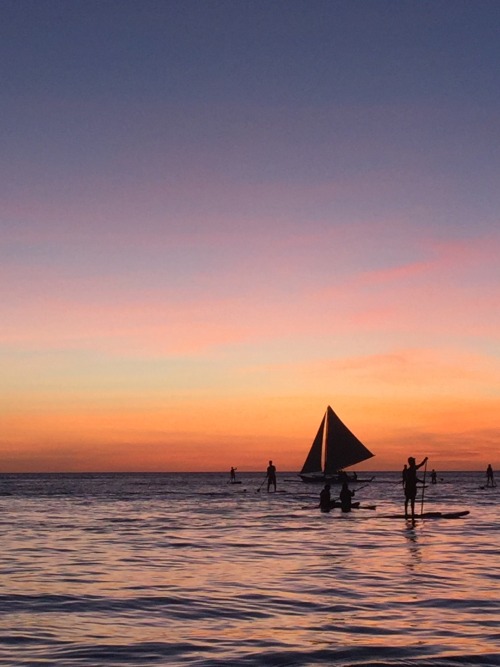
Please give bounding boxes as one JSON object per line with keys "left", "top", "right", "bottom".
{"left": 322, "top": 406, "right": 328, "bottom": 473}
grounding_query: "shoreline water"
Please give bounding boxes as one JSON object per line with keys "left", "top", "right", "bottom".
{"left": 0, "top": 472, "right": 498, "bottom": 666}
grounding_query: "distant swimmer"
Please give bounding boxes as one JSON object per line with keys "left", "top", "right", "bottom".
{"left": 230, "top": 467, "right": 237, "bottom": 482}
{"left": 339, "top": 481, "right": 355, "bottom": 513}
{"left": 486, "top": 464, "right": 495, "bottom": 487}
{"left": 404, "top": 456, "right": 428, "bottom": 521}
{"left": 266, "top": 460, "right": 277, "bottom": 492}
{"left": 431, "top": 469, "right": 437, "bottom": 484}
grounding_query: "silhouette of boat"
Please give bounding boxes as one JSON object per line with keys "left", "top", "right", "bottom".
{"left": 299, "top": 406, "right": 374, "bottom": 484}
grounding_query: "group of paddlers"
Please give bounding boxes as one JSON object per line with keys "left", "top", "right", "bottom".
{"left": 319, "top": 481, "right": 355, "bottom": 513}
{"left": 229, "top": 459, "right": 496, "bottom": 511}
{"left": 401, "top": 458, "right": 496, "bottom": 519}
{"left": 318, "top": 455, "right": 430, "bottom": 517}
{"left": 230, "top": 460, "right": 278, "bottom": 492}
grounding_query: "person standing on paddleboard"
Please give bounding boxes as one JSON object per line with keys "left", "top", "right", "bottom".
{"left": 486, "top": 464, "right": 495, "bottom": 487}
{"left": 266, "top": 460, "right": 277, "bottom": 493}
{"left": 404, "top": 456, "right": 428, "bottom": 521}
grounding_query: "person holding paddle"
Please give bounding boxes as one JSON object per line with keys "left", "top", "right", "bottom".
{"left": 266, "top": 460, "right": 277, "bottom": 493}
{"left": 404, "top": 455, "right": 428, "bottom": 521}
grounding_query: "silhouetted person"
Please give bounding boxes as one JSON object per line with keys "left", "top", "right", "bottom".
{"left": 230, "top": 467, "right": 237, "bottom": 482}
{"left": 404, "top": 456, "right": 428, "bottom": 521}
{"left": 319, "top": 483, "right": 336, "bottom": 512}
{"left": 266, "top": 460, "right": 277, "bottom": 492}
{"left": 340, "top": 481, "right": 355, "bottom": 512}
{"left": 401, "top": 464, "right": 408, "bottom": 488}
{"left": 486, "top": 464, "right": 495, "bottom": 487}
{"left": 431, "top": 469, "right": 437, "bottom": 484}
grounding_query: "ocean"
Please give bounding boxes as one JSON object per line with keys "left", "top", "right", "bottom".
{"left": 0, "top": 471, "right": 498, "bottom": 666}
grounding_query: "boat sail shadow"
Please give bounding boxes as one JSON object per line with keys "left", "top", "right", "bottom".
{"left": 299, "top": 406, "right": 374, "bottom": 484}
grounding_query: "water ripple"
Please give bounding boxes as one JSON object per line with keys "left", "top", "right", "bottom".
{"left": 0, "top": 472, "right": 498, "bottom": 666}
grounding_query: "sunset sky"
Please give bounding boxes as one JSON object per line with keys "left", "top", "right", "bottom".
{"left": 1, "top": 0, "right": 499, "bottom": 472}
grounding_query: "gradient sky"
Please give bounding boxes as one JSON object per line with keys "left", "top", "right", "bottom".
{"left": 1, "top": 0, "right": 499, "bottom": 472}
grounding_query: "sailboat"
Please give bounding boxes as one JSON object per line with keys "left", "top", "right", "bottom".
{"left": 299, "top": 406, "right": 375, "bottom": 483}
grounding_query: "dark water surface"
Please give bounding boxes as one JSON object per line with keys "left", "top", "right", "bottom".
{"left": 0, "top": 471, "right": 498, "bottom": 666}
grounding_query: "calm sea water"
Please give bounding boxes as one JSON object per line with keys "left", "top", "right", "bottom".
{"left": 0, "top": 471, "right": 498, "bottom": 666}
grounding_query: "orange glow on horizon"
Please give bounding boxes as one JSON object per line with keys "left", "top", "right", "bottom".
{"left": 2, "top": 392, "right": 498, "bottom": 473}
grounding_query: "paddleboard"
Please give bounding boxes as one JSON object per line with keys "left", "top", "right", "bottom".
{"left": 381, "top": 510, "right": 469, "bottom": 520}
{"left": 311, "top": 503, "right": 377, "bottom": 511}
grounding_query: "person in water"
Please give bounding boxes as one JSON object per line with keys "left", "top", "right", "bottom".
{"left": 401, "top": 464, "right": 408, "bottom": 488}
{"left": 486, "top": 464, "right": 495, "bottom": 487}
{"left": 339, "top": 481, "right": 355, "bottom": 512}
{"left": 319, "top": 483, "right": 336, "bottom": 512}
{"left": 266, "top": 460, "right": 277, "bottom": 492}
{"left": 230, "top": 467, "right": 237, "bottom": 482}
{"left": 431, "top": 469, "right": 437, "bottom": 484}
{"left": 404, "top": 456, "right": 428, "bottom": 521}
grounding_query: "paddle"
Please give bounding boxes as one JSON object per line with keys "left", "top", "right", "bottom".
{"left": 256, "top": 478, "right": 267, "bottom": 493}
{"left": 420, "top": 458, "right": 428, "bottom": 515}
{"left": 352, "top": 483, "right": 371, "bottom": 493}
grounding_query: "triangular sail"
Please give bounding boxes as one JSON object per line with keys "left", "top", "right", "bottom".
{"left": 323, "top": 406, "right": 374, "bottom": 474}
{"left": 300, "top": 413, "right": 325, "bottom": 475}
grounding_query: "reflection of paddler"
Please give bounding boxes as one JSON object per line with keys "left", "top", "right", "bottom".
{"left": 339, "top": 481, "right": 355, "bottom": 512}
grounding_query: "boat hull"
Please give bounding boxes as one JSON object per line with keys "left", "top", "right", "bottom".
{"left": 299, "top": 473, "right": 374, "bottom": 484}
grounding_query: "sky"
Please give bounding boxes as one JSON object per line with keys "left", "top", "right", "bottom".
{"left": 1, "top": 0, "right": 499, "bottom": 472}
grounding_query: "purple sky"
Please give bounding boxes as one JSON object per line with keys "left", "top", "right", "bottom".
{"left": 1, "top": 1, "right": 500, "bottom": 471}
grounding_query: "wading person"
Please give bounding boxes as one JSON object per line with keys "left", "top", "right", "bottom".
{"left": 404, "top": 456, "right": 428, "bottom": 521}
